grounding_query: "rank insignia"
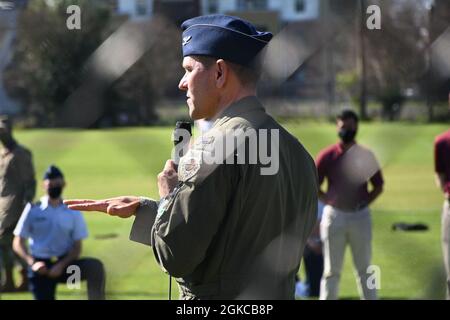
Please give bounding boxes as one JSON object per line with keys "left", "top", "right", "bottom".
{"left": 194, "top": 135, "right": 215, "bottom": 150}
{"left": 200, "top": 135, "right": 215, "bottom": 145}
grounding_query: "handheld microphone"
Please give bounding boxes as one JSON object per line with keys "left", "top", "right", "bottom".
{"left": 172, "top": 121, "right": 192, "bottom": 169}
{"left": 173, "top": 121, "right": 192, "bottom": 146}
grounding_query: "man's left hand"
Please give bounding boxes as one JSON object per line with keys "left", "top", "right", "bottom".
{"left": 64, "top": 196, "right": 141, "bottom": 218}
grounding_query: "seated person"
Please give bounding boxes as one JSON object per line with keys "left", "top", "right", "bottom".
{"left": 296, "top": 200, "right": 324, "bottom": 298}
{"left": 12, "top": 165, "right": 105, "bottom": 300}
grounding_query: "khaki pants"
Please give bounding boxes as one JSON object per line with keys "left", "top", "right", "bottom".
{"left": 320, "top": 205, "right": 377, "bottom": 300}
{"left": 442, "top": 200, "right": 450, "bottom": 300}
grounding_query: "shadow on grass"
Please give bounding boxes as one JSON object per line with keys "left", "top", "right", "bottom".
{"left": 1, "top": 291, "right": 165, "bottom": 300}
{"left": 57, "top": 291, "right": 165, "bottom": 298}
{"left": 297, "top": 297, "right": 413, "bottom": 300}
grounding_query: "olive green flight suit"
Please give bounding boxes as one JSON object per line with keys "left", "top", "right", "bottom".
{"left": 130, "top": 96, "right": 318, "bottom": 299}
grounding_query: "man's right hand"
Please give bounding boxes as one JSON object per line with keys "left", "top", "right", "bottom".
{"left": 31, "top": 261, "right": 48, "bottom": 275}
{"left": 64, "top": 196, "right": 141, "bottom": 219}
{"left": 158, "top": 160, "right": 179, "bottom": 199}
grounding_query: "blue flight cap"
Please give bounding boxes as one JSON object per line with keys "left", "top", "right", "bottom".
{"left": 181, "top": 14, "right": 273, "bottom": 67}
{"left": 43, "top": 165, "right": 64, "bottom": 180}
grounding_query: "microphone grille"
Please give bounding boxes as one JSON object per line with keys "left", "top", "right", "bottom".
{"left": 175, "top": 121, "right": 192, "bottom": 136}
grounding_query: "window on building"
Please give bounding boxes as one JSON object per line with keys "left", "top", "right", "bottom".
{"left": 135, "top": 0, "right": 147, "bottom": 16}
{"left": 295, "top": 0, "right": 306, "bottom": 12}
{"left": 237, "top": 0, "right": 268, "bottom": 11}
{"left": 207, "top": 0, "right": 219, "bottom": 13}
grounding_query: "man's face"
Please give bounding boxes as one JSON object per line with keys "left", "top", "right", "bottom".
{"left": 337, "top": 118, "right": 358, "bottom": 143}
{"left": 337, "top": 118, "right": 357, "bottom": 133}
{"left": 44, "top": 177, "right": 65, "bottom": 199}
{"left": 178, "top": 56, "right": 219, "bottom": 120}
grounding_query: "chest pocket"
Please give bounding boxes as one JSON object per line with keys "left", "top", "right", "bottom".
{"left": 31, "top": 216, "right": 52, "bottom": 238}
{"left": 57, "top": 215, "right": 74, "bottom": 237}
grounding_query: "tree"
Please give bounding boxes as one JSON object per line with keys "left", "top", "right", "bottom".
{"left": 423, "top": 0, "right": 450, "bottom": 121}
{"left": 4, "top": 0, "right": 184, "bottom": 127}
{"left": 3, "top": 0, "right": 114, "bottom": 127}
{"left": 363, "top": 0, "right": 441, "bottom": 121}
{"left": 105, "top": 17, "right": 182, "bottom": 127}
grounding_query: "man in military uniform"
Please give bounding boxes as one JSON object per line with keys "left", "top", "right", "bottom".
{"left": 13, "top": 165, "right": 105, "bottom": 300}
{"left": 66, "top": 14, "right": 318, "bottom": 299}
{"left": 0, "top": 115, "right": 36, "bottom": 292}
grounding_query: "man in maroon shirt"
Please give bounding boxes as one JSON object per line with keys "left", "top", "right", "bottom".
{"left": 434, "top": 92, "right": 450, "bottom": 299}
{"left": 317, "top": 110, "right": 384, "bottom": 300}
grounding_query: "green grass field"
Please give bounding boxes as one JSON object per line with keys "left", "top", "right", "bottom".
{"left": 1, "top": 121, "right": 449, "bottom": 300}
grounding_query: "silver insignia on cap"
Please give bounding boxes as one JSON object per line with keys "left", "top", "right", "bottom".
{"left": 182, "top": 35, "right": 192, "bottom": 46}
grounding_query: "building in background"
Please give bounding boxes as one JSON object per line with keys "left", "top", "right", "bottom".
{"left": 202, "top": 0, "right": 357, "bottom": 101}
{"left": 116, "top": 0, "right": 153, "bottom": 20}
{"left": 116, "top": 0, "right": 200, "bottom": 26}
{"left": 115, "top": 0, "right": 321, "bottom": 32}
{"left": 0, "top": 0, "right": 361, "bottom": 120}
{"left": 202, "top": 0, "right": 320, "bottom": 31}
{"left": 114, "top": 0, "right": 348, "bottom": 100}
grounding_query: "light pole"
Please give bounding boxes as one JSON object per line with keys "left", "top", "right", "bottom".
{"left": 359, "top": 0, "right": 368, "bottom": 120}
{"left": 425, "top": 0, "right": 435, "bottom": 122}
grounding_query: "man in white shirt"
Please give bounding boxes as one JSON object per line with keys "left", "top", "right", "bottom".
{"left": 13, "top": 165, "right": 105, "bottom": 300}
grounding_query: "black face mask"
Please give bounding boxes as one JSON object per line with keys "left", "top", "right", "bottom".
{"left": 338, "top": 129, "right": 357, "bottom": 144}
{"left": 48, "top": 186, "right": 63, "bottom": 199}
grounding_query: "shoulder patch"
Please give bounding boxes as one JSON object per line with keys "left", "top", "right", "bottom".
{"left": 178, "top": 155, "right": 201, "bottom": 182}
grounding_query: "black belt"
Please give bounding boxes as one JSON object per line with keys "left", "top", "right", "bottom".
{"left": 333, "top": 204, "right": 368, "bottom": 212}
{"left": 33, "top": 255, "right": 67, "bottom": 263}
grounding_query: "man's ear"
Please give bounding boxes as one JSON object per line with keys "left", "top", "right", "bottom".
{"left": 215, "top": 59, "right": 228, "bottom": 89}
